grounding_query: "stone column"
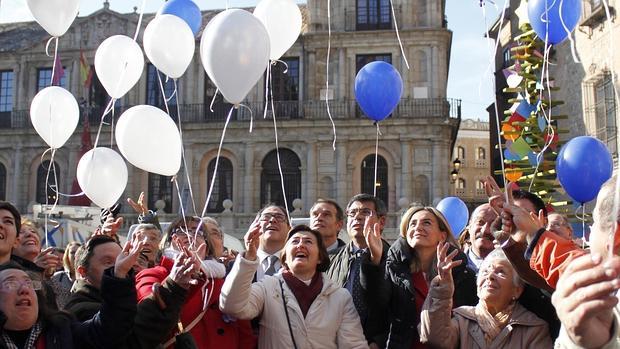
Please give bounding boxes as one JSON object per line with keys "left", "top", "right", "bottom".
{"left": 243, "top": 143, "right": 255, "bottom": 214}
{"left": 401, "top": 141, "right": 412, "bottom": 202}
{"left": 305, "top": 141, "right": 317, "bottom": 211}
{"left": 335, "top": 143, "right": 347, "bottom": 205}
{"left": 431, "top": 140, "right": 442, "bottom": 201}
{"left": 11, "top": 144, "right": 22, "bottom": 205}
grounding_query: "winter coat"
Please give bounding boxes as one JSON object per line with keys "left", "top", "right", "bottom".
{"left": 136, "top": 256, "right": 256, "bottom": 349}
{"left": 220, "top": 255, "right": 369, "bottom": 349}
{"left": 419, "top": 271, "right": 553, "bottom": 349}
{"left": 65, "top": 268, "right": 188, "bottom": 349}
{"left": 327, "top": 240, "right": 391, "bottom": 345}
{"left": 0, "top": 268, "right": 136, "bottom": 349}
{"left": 374, "top": 237, "right": 478, "bottom": 349}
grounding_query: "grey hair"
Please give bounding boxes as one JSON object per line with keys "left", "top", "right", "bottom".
{"left": 134, "top": 223, "right": 160, "bottom": 235}
{"left": 477, "top": 248, "right": 523, "bottom": 288}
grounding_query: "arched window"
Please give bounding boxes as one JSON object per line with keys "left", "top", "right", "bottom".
{"left": 36, "top": 160, "right": 60, "bottom": 204}
{"left": 414, "top": 175, "right": 429, "bottom": 205}
{"left": 456, "top": 178, "right": 466, "bottom": 189}
{"left": 0, "top": 163, "right": 5, "bottom": 201}
{"left": 457, "top": 146, "right": 466, "bottom": 159}
{"left": 477, "top": 147, "right": 486, "bottom": 160}
{"left": 361, "top": 154, "right": 388, "bottom": 208}
{"left": 148, "top": 174, "right": 173, "bottom": 213}
{"left": 261, "top": 149, "right": 301, "bottom": 210}
{"left": 207, "top": 157, "right": 233, "bottom": 213}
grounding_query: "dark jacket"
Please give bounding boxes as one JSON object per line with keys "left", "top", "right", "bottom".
{"left": 66, "top": 271, "right": 188, "bottom": 348}
{"left": 327, "top": 239, "right": 391, "bottom": 345}
{"left": 0, "top": 267, "right": 136, "bottom": 349}
{"left": 376, "top": 237, "right": 478, "bottom": 349}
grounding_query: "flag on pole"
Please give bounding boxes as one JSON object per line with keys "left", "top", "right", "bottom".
{"left": 52, "top": 54, "right": 65, "bottom": 86}
{"left": 79, "top": 50, "right": 93, "bottom": 89}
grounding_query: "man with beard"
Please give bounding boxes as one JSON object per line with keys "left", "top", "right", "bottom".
{"left": 462, "top": 203, "right": 497, "bottom": 274}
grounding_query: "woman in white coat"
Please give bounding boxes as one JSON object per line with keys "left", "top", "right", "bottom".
{"left": 220, "top": 223, "right": 368, "bottom": 349}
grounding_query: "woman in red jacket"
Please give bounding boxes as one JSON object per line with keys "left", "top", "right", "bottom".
{"left": 135, "top": 216, "right": 256, "bottom": 348}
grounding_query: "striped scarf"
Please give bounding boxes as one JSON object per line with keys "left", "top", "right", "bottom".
{"left": 1, "top": 321, "right": 43, "bottom": 349}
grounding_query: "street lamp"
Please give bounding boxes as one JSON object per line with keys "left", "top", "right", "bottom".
{"left": 450, "top": 158, "right": 461, "bottom": 184}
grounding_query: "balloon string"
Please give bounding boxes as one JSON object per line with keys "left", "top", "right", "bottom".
{"left": 389, "top": 0, "right": 409, "bottom": 69}
{"left": 273, "top": 59, "right": 289, "bottom": 74}
{"left": 558, "top": 0, "right": 580, "bottom": 63}
{"left": 209, "top": 88, "right": 218, "bottom": 113}
{"left": 238, "top": 103, "right": 254, "bottom": 133}
{"left": 478, "top": 1, "right": 507, "bottom": 102}
{"left": 133, "top": 0, "right": 147, "bottom": 41}
{"left": 172, "top": 176, "right": 190, "bottom": 234}
{"left": 481, "top": 0, "right": 508, "bottom": 199}
{"left": 263, "top": 63, "right": 271, "bottom": 120}
{"left": 47, "top": 37, "right": 59, "bottom": 86}
{"left": 373, "top": 123, "right": 380, "bottom": 197}
{"left": 573, "top": 203, "right": 588, "bottom": 249}
{"left": 92, "top": 98, "right": 116, "bottom": 150}
{"left": 270, "top": 95, "right": 291, "bottom": 224}
{"left": 173, "top": 79, "right": 198, "bottom": 216}
{"left": 200, "top": 107, "right": 233, "bottom": 218}
{"left": 110, "top": 104, "right": 115, "bottom": 148}
{"left": 326, "top": 0, "right": 337, "bottom": 150}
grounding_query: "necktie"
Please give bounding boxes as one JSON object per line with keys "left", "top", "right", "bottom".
{"left": 349, "top": 250, "right": 367, "bottom": 322}
{"left": 265, "top": 255, "right": 278, "bottom": 276}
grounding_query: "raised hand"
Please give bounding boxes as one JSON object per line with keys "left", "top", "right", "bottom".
{"left": 501, "top": 188, "right": 544, "bottom": 243}
{"left": 115, "top": 238, "right": 146, "bottom": 279}
{"left": 364, "top": 214, "right": 383, "bottom": 265}
{"left": 484, "top": 175, "right": 505, "bottom": 215}
{"left": 168, "top": 248, "right": 200, "bottom": 289}
{"left": 127, "top": 192, "right": 148, "bottom": 215}
{"left": 34, "top": 247, "right": 61, "bottom": 277}
{"left": 551, "top": 253, "right": 620, "bottom": 348}
{"left": 436, "top": 242, "right": 462, "bottom": 284}
{"left": 243, "top": 216, "right": 261, "bottom": 261}
{"left": 99, "top": 215, "right": 123, "bottom": 238}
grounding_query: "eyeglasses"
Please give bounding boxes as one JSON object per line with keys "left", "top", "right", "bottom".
{"left": 259, "top": 213, "right": 288, "bottom": 223}
{"left": 346, "top": 208, "right": 374, "bottom": 218}
{"left": 0, "top": 279, "right": 42, "bottom": 292}
{"left": 173, "top": 228, "right": 205, "bottom": 239}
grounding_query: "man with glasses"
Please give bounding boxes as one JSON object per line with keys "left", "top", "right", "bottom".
{"left": 327, "top": 193, "right": 389, "bottom": 348}
{"left": 245, "top": 204, "right": 291, "bottom": 281}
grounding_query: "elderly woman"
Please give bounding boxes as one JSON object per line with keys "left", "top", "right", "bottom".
{"left": 419, "top": 246, "right": 552, "bottom": 348}
{"left": 136, "top": 216, "right": 255, "bottom": 348}
{"left": 50, "top": 241, "right": 81, "bottom": 309}
{"left": 220, "top": 224, "right": 368, "bottom": 349}
{"left": 372, "top": 206, "right": 477, "bottom": 348}
{"left": 0, "top": 239, "right": 142, "bottom": 348}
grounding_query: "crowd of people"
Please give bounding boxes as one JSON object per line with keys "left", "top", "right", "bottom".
{"left": 1, "top": 174, "right": 620, "bottom": 348}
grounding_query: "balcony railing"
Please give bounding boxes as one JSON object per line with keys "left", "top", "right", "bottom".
{"left": 1, "top": 98, "right": 461, "bottom": 129}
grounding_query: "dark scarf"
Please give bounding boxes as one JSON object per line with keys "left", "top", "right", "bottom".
{"left": 281, "top": 270, "right": 323, "bottom": 318}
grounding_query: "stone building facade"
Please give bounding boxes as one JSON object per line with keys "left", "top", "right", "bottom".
{"left": 0, "top": 0, "right": 459, "bottom": 239}
{"left": 452, "top": 118, "right": 490, "bottom": 210}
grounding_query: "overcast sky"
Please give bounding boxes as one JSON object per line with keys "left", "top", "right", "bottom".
{"left": 0, "top": 0, "right": 507, "bottom": 121}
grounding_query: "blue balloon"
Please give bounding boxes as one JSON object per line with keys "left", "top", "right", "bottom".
{"left": 354, "top": 61, "right": 403, "bottom": 122}
{"left": 528, "top": 0, "right": 582, "bottom": 45}
{"left": 436, "top": 197, "right": 469, "bottom": 237}
{"left": 556, "top": 136, "right": 613, "bottom": 204}
{"left": 158, "top": 0, "right": 202, "bottom": 36}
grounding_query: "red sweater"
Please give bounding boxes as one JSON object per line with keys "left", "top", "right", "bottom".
{"left": 136, "top": 257, "right": 256, "bottom": 349}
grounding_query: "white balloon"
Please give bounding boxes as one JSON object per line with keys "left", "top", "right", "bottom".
{"left": 200, "top": 9, "right": 270, "bottom": 105}
{"left": 254, "top": 0, "right": 302, "bottom": 60}
{"left": 95, "top": 35, "right": 145, "bottom": 99}
{"left": 143, "top": 15, "right": 195, "bottom": 79}
{"left": 26, "top": 0, "right": 79, "bottom": 37}
{"left": 77, "top": 148, "right": 128, "bottom": 209}
{"left": 115, "top": 105, "right": 182, "bottom": 176}
{"left": 30, "top": 86, "right": 79, "bottom": 149}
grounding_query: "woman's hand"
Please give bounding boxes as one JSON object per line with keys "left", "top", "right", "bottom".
{"left": 115, "top": 238, "right": 146, "bottom": 279}
{"left": 436, "top": 242, "right": 462, "bottom": 284}
{"left": 169, "top": 248, "right": 200, "bottom": 289}
{"left": 243, "top": 216, "right": 261, "bottom": 261}
{"left": 127, "top": 192, "right": 148, "bottom": 215}
{"left": 34, "top": 247, "right": 61, "bottom": 275}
